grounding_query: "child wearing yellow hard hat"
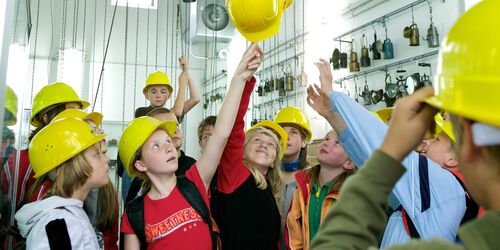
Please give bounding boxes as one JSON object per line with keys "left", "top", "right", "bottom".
{"left": 15, "top": 117, "right": 109, "bottom": 249}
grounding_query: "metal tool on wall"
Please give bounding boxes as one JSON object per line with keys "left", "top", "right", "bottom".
{"left": 419, "top": 62, "right": 433, "bottom": 87}
{"left": 403, "top": 6, "right": 420, "bottom": 46}
{"left": 330, "top": 47, "right": 341, "bottom": 70}
{"left": 340, "top": 45, "right": 348, "bottom": 69}
{"left": 370, "top": 25, "right": 382, "bottom": 60}
{"left": 349, "top": 39, "right": 360, "bottom": 72}
{"left": 360, "top": 74, "right": 372, "bottom": 105}
{"left": 383, "top": 21, "right": 394, "bottom": 59}
{"left": 360, "top": 33, "right": 371, "bottom": 67}
{"left": 396, "top": 69, "right": 409, "bottom": 98}
{"left": 384, "top": 71, "right": 397, "bottom": 107}
{"left": 285, "top": 62, "right": 294, "bottom": 91}
{"left": 278, "top": 64, "right": 286, "bottom": 97}
{"left": 298, "top": 59, "right": 308, "bottom": 87}
{"left": 424, "top": 0, "right": 440, "bottom": 48}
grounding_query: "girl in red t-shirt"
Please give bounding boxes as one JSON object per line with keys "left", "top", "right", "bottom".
{"left": 119, "top": 43, "right": 263, "bottom": 249}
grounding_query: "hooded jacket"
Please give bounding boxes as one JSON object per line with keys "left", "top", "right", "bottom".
{"left": 15, "top": 196, "right": 99, "bottom": 250}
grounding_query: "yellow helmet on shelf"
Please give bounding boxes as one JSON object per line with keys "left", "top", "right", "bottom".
{"left": 119, "top": 116, "right": 177, "bottom": 177}
{"left": 30, "top": 82, "right": 90, "bottom": 127}
{"left": 226, "top": 0, "right": 290, "bottom": 42}
{"left": 29, "top": 118, "right": 106, "bottom": 178}
{"left": 246, "top": 120, "right": 288, "bottom": 160}
{"left": 143, "top": 71, "right": 173, "bottom": 94}
{"left": 425, "top": 0, "right": 500, "bottom": 127}
{"left": 4, "top": 86, "right": 18, "bottom": 126}
{"left": 274, "top": 107, "right": 312, "bottom": 141}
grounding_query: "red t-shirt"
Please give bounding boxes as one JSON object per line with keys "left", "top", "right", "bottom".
{"left": 121, "top": 165, "right": 212, "bottom": 250}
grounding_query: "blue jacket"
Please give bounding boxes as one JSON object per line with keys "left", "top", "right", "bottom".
{"left": 329, "top": 92, "right": 465, "bottom": 248}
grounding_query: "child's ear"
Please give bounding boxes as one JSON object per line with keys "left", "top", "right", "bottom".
{"left": 134, "top": 160, "right": 148, "bottom": 173}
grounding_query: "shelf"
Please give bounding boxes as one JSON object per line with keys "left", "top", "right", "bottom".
{"left": 334, "top": 49, "right": 439, "bottom": 83}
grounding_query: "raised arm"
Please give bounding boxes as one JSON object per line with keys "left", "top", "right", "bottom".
{"left": 197, "top": 43, "right": 263, "bottom": 191}
{"left": 171, "top": 66, "right": 188, "bottom": 119}
{"left": 180, "top": 57, "right": 201, "bottom": 116}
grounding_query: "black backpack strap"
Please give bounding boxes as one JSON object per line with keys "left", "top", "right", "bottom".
{"left": 125, "top": 195, "right": 147, "bottom": 250}
{"left": 177, "top": 175, "right": 218, "bottom": 250}
{"left": 447, "top": 171, "right": 479, "bottom": 225}
{"left": 45, "top": 219, "right": 71, "bottom": 250}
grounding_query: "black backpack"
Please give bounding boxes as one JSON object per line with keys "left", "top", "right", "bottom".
{"left": 124, "top": 175, "right": 219, "bottom": 250}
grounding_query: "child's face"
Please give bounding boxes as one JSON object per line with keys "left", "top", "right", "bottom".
{"left": 317, "top": 131, "right": 349, "bottom": 167}
{"left": 138, "top": 129, "right": 178, "bottom": 175}
{"left": 283, "top": 126, "right": 306, "bottom": 159}
{"left": 145, "top": 86, "right": 171, "bottom": 107}
{"left": 198, "top": 125, "right": 214, "bottom": 152}
{"left": 423, "top": 133, "right": 457, "bottom": 169}
{"left": 83, "top": 144, "right": 110, "bottom": 188}
{"left": 244, "top": 132, "right": 277, "bottom": 169}
{"left": 152, "top": 112, "right": 182, "bottom": 150}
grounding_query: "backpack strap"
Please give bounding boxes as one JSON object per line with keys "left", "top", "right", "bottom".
{"left": 177, "top": 175, "right": 218, "bottom": 250}
{"left": 125, "top": 195, "right": 147, "bottom": 250}
{"left": 45, "top": 218, "right": 71, "bottom": 250}
{"left": 447, "top": 170, "right": 479, "bottom": 225}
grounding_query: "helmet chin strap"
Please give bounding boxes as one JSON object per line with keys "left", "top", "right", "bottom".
{"left": 472, "top": 122, "right": 500, "bottom": 146}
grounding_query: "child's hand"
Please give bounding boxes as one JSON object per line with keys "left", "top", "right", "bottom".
{"left": 314, "top": 59, "right": 334, "bottom": 97}
{"left": 307, "top": 84, "right": 334, "bottom": 119}
{"left": 179, "top": 56, "right": 189, "bottom": 72}
{"left": 234, "top": 43, "right": 263, "bottom": 81}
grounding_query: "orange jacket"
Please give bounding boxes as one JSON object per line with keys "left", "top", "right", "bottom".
{"left": 285, "top": 170, "right": 338, "bottom": 250}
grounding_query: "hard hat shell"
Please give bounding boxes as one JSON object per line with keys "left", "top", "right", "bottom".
{"left": 246, "top": 120, "right": 288, "bottom": 160}
{"left": 118, "top": 116, "right": 177, "bottom": 177}
{"left": 53, "top": 109, "right": 103, "bottom": 127}
{"left": 29, "top": 118, "right": 106, "bottom": 178}
{"left": 4, "top": 86, "right": 18, "bottom": 126}
{"left": 143, "top": 71, "right": 173, "bottom": 94}
{"left": 375, "top": 107, "right": 394, "bottom": 123}
{"left": 30, "top": 82, "right": 90, "bottom": 127}
{"left": 226, "top": 0, "right": 289, "bottom": 42}
{"left": 434, "top": 113, "right": 456, "bottom": 142}
{"left": 274, "top": 107, "right": 312, "bottom": 141}
{"left": 425, "top": 0, "right": 500, "bottom": 127}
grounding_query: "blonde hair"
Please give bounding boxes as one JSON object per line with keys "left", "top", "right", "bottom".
{"left": 243, "top": 127, "right": 284, "bottom": 209}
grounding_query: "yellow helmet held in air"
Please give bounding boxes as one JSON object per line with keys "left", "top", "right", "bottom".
{"left": 119, "top": 116, "right": 177, "bottom": 177}
{"left": 29, "top": 118, "right": 106, "bottom": 178}
{"left": 425, "top": 0, "right": 500, "bottom": 127}
{"left": 143, "top": 71, "right": 173, "bottom": 94}
{"left": 274, "top": 107, "right": 312, "bottom": 141}
{"left": 4, "top": 86, "right": 18, "bottom": 126}
{"left": 30, "top": 82, "right": 90, "bottom": 127}
{"left": 226, "top": 0, "right": 292, "bottom": 42}
{"left": 246, "top": 120, "right": 288, "bottom": 160}
{"left": 53, "top": 109, "right": 103, "bottom": 127}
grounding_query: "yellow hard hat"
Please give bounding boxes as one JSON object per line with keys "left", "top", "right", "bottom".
{"left": 434, "top": 113, "right": 455, "bottom": 142}
{"left": 118, "top": 116, "right": 177, "bottom": 177}
{"left": 424, "top": 0, "right": 500, "bottom": 127}
{"left": 53, "top": 109, "right": 103, "bottom": 126}
{"left": 4, "top": 86, "right": 18, "bottom": 126}
{"left": 30, "top": 82, "right": 90, "bottom": 127}
{"left": 376, "top": 107, "right": 394, "bottom": 123}
{"left": 29, "top": 118, "right": 106, "bottom": 178}
{"left": 246, "top": 120, "right": 288, "bottom": 160}
{"left": 274, "top": 107, "right": 312, "bottom": 141}
{"left": 226, "top": 0, "right": 289, "bottom": 42}
{"left": 143, "top": 71, "right": 173, "bottom": 94}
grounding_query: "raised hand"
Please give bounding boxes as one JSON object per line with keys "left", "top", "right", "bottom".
{"left": 314, "top": 59, "right": 334, "bottom": 97}
{"left": 380, "top": 87, "right": 438, "bottom": 161}
{"left": 234, "top": 43, "right": 264, "bottom": 81}
{"left": 307, "top": 84, "right": 334, "bottom": 119}
{"left": 179, "top": 56, "right": 189, "bottom": 72}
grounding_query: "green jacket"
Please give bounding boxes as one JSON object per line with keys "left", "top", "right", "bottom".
{"left": 311, "top": 150, "right": 500, "bottom": 250}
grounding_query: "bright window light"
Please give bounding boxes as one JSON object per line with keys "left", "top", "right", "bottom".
{"left": 57, "top": 48, "right": 83, "bottom": 94}
{"left": 111, "top": 0, "right": 157, "bottom": 9}
{"left": 6, "top": 44, "right": 27, "bottom": 100}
